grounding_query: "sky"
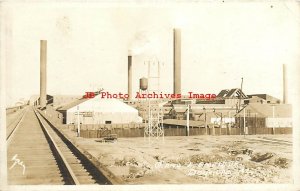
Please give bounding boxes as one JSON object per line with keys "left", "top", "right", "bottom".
{"left": 2, "top": 1, "right": 300, "bottom": 107}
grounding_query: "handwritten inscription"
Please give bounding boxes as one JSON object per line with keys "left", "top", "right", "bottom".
{"left": 9, "top": 154, "right": 26, "bottom": 175}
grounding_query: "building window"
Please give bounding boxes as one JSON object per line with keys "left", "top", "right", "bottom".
{"left": 105, "top": 121, "right": 112, "bottom": 124}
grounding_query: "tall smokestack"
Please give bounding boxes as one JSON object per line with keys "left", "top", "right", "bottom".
{"left": 283, "top": 64, "right": 287, "bottom": 104}
{"left": 173, "top": 28, "right": 181, "bottom": 95}
{"left": 128, "top": 55, "right": 132, "bottom": 100}
{"left": 40, "top": 40, "right": 47, "bottom": 108}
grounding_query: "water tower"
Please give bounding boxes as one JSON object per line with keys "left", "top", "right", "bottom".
{"left": 139, "top": 77, "right": 148, "bottom": 91}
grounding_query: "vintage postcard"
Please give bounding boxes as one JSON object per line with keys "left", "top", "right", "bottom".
{"left": 1, "top": 1, "right": 300, "bottom": 191}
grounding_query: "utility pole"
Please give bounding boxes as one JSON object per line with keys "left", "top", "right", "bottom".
{"left": 272, "top": 105, "right": 276, "bottom": 135}
{"left": 220, "top": 113, "right": 223, "bottom": 135}
{"left": 204, "top": 107, "right": 207, "bottom": 135}
{"left": 255, "top": 113, "right": 257, "bottom": 135}
{"left": 77, "top": 106, "right": 80, "bottom": 137}
{"left": 186, "top": 104, "right": 190, "bottom": 136}
{"left": 238, "top": 77, "right": 244, "bottom": 111}
{"left": 243, "top": 107, "right": 246, "bottom": 137}
{"left": 238, "top": 77, "right": 244, "bottom": 135}
{"left": 228, "top": 110, "right": 233, "bottom": 135}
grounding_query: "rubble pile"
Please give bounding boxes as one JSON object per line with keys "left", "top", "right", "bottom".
{"left": 112, "top": 148, "right": 290, "bottom": 183}
{"left": 105, "top": 137, "right": 292, "bottom": 184}
{"left": 114, "top": 156, "right": 153, "bottom": 179}
{"left": 250, "top": 152, "right": 274, "bottom": 162}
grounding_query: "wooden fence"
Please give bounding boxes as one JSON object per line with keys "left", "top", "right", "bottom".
{"left": 72, "top": 125, "right": 292, "bottom": 138}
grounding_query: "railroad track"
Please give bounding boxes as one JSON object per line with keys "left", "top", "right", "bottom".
{"left": 7, "top": 106, "right": 111, "bottom": 185}
{"left": 244, "top": 136, "right": 292, "bottom": 146}
{"left": 261, "top": 136, "right": 292, "bottom": 145}
{"left": 6, "top": 107, "right": 27, "bottom": 141}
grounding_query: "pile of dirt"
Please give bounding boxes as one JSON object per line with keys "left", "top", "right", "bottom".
{"left": 115, "top": 156, "right": 138, "bottom": 166}
{"left": 189, "top": 153, "right": 230, "bottom": 163}
{"left": 164, "top": 153, "right": 234, "bottom": 165}
{"left": 250, "top": 152, "right": 274, "bottom": 162}
{"left": 220, "top": 145, "right": 253, "bottom": 156}
{"left": 170, "top": 157, "right": 190, "bottom": 165}
{"left": 264, "top": 155, "right": 291, "bottom": 169}
{"left": 114, "top": 155, "right": 153, "bottom": 179}
{"left": 274, "top": 157, "right": 289, "bottom": 168}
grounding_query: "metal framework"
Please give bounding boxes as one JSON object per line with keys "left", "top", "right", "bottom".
{"left": 143, "top": 59, "right": 164, "bottom": 143}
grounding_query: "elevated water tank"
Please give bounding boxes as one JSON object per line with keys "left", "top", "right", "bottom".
{"left": 139, "top": 77, "right": 148, "bottom": 91}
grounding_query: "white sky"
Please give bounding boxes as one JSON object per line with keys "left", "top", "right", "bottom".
{"left": 3, "top": 1, "right": 300, "bottom": 107}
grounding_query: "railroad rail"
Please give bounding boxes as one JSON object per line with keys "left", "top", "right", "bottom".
{"left": 7, "top": 106, "right": 111, "bottom": 185}
{"left": 6, "top": 107, "right": 27, "bottom": 143}
{"left": 244, "top": 136, "right": 292, "bottom": 146}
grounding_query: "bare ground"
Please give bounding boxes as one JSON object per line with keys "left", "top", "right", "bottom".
{"left": 59, "top": 131, "right": 292, "bottom": 184}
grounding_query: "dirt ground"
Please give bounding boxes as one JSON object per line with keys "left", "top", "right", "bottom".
{"left": 61, "top": 130, "right": 293, "bottom": 184}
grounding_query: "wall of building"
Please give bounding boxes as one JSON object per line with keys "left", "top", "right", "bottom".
{"left": 248, "top": 96, "right": 266, "bottom": 104}
{"left": 53, "top": 95, "right": 82, "bottom": 107}
{"left": 66, "top": 111, "right": 142, "bottom": 124}
{"left": 235, "top": 117, "right": 266, "bottom": 128}
{"left": 266, "top": 118, "right": 293, "bottom": 127}
{"left": 29, "top": 95, "right": 39, "bottom": 105}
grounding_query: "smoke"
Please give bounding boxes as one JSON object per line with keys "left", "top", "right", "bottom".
{"left": 128, "top": 27, "right": 164, "bottom": 57}
{"left": 56, "top": 15, "right": 71, "bottom": 39}
{"left": 128, "top": 30, "right": 150, "bottom": 56}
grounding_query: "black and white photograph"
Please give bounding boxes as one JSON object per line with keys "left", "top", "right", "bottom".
{"left": 0, "top": 1, "right": 300, "bottom": 191}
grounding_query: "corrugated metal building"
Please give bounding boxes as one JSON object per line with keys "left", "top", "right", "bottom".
{"left": 236, "top": 103, "right": 292, "bottom": 128}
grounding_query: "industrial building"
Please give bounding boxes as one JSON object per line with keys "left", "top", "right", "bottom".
{"left": 58, "top": 95, "right": 142, "bottom": 125}
{"left": 236, "top": 103, "right": 292, "bottom": 128}
{"left": 162, "top": 88, "right": 292, "bottom": 130}
{"left": 29, "top": 95, "right": 40, "bottom": 105}
{"left": 29, "top": 94, "right": 53, "bottom": 106}
{"left": 30, "top": 94, "right": 82, "bottom": 108}
{"left": 165, "top": 88, "right": 246, "bottom": 120}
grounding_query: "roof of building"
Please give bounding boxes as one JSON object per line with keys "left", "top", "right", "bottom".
{"left": 217, "top": 88, "right": 248, "bottom": 99}
{"left": 195, "top": 99, "right": 226, "bottom": 104}
{"left": 247, "top": 94, "right": 280, "bottom": 101}
{"left": 57, "top": 98, "right": 88, "bottom": 111}
{"left": 58, "top": 95, "right": 138, "bottom": 113}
